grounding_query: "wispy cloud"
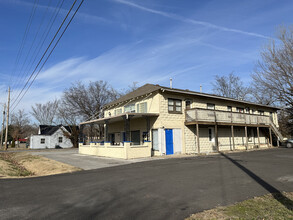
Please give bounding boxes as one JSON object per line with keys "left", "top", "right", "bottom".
{"left": 114, "top": 0, "right": 272, "bottom": 40}
{"left": 0, "top": 0, "right": 110, "bottom": 25}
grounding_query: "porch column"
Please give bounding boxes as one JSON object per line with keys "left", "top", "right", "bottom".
{"left": 257, "top": 127, "right": 260, "bottom": 148}
{"left": 245, "top": 126, "right": 248, "bottom": 150}
{"left": 123, "top": 115, "right": 131, "bottom": 142}
{"left": 215, "top": 124, "right": 219, "bottom": 151}
{"left": 145, "top": 116, "right": 150, "bottom": 141}
{"left": 104, "top": 119, "right": 109, "bottom": 142}
{"left": 196, "top": 124, "right": 200, "bottom": 154}
{"left": 231, "top": 125, "right": 235, "bottom": 151}
{"left": 79, "top": 124, "right": 85, "bottom": 145}
{"left": 269, "top": 127, "right": 272, "bottom": 147}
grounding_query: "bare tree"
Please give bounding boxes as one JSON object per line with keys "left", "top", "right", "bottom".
{"left": 252, "top": 26, "right": 293, "bottom": 106}
{"left": 58, "top": 80, "right": 119, "bottom": 145}
{"left": 212, "top": 72, "right": 251, "bottom": 100}
{"left": 31, "top": 99, "right": 59, "bottom": 125}
{"left": 60, "top": 81, "right": 119, "bottom": 121}
{"left": 250, "top": 82, "right": 277, "bottom": 106}
{"left": 252, "top": 26, "right": 293, "bottom": 137}
{"left": 10, "top": 109, "right": 31, "bottom": 147}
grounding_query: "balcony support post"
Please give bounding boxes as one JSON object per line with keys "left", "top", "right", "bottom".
{"left": 245, "top": 126, "right": 248, "bottom": 150}
{"left": 257, "top": 126, "right": 260, "bottom": 148}
{"left": 122, "top": 115, "right": 132, "bottom": 142}
{"left": 104, "top": 119, "right": 110, "bottom": 142}
{"left": 196, "top": 124, "right": 200, "bottom": 154}
{"left": 269, "top": 127, "right": 272, "bottom": 147}
{"left": 231, "top": 125, "right": 235, "bottom": 151}
{"left": 215, "top": 124, "right": 219, "bottom": 151}
{"left": 145, "top": 116, "right": 150, "bottom": 141}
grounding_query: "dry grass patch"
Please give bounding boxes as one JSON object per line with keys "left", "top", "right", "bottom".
{"left": 0, "top": 152, "right": 81, "bottom": 178}
{"left": 187, "top": 192, "right": 293, "bottom": 220}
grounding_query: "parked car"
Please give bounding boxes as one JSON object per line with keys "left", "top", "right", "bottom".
{"left": 285, "top": 139, "right": 293, "bottom": 148}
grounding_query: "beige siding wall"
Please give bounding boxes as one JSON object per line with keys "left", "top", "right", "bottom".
{"left": 185, "top": 125, "right": 269, "bottom": 153}
{"left": 105, "top": 92, "right": 160, "bottom": 117}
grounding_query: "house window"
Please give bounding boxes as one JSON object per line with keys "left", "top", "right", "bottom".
{"left": 58, "top": 137, "right": 63, "bottom": 143}
{"left": 208, "top": 128, "right": 215, "bottom": 142}
{"left": 236, "top": 107, "right": 244, "bottom": 113}
{"left": 168, "top": 99, "right": 182, "bottom": 113}
{"left": 124, "top": 104, "right": 136, "bottom": 113}
{"left": 114, "top": 108, "right": 122, "bottom": 116}
{"left": 185, "top": 100, "right": 192, "bottom": 110}
{"left": 207, "top": 103, "right": 215, "bottom": 110}
{"left": 227, "top": 106, "right": 232, "bottom": 112}
{"left": 258, "top": 110, "right": 264, "bottom": 115}
{"left": 137, "top": 102, "right": 148, "bottom": 113}
{"left": 40, "top": 138, "right": 45, "bottom": 144}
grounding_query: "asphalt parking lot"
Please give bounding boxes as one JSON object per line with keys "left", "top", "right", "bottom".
{"left": 1, "top": 148, "right": 292, "bottom": 220}
{"left": 30, "top": 148, "right": 161, "bottom": 170}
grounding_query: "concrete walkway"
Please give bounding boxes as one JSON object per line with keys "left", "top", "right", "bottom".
{"left": 31, "top": 148, "right": 161, "bottom": 170}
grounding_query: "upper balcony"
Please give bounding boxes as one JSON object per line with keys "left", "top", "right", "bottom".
{"left": 185, "top": 108, "right": 271, "bottom": 126}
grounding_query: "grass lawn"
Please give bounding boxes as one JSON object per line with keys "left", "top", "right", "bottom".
{"left": 0, "top": 152, "right": 81, "bottom": 178}
{"left": 187, "top": 192, "right": 293, "bottom": 220}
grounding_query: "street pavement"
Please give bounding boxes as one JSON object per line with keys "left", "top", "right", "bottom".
{"left": 0, "top": 148, "right": 292, "bottom": 220}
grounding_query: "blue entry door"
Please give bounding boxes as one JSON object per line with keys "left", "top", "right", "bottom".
{"left": 165, "top": 129, "right": 174, "bottom": 155}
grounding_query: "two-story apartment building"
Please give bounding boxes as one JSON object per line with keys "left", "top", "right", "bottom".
{"left": 79, "top": 84, "right": 282, "bottom": 159}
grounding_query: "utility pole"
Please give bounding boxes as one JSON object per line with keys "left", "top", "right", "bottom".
{"left": 4, "top": 87, "right": 10, "bottom": 150}
{"left": 0, "top": 103, "right": 5, "bottom": 149}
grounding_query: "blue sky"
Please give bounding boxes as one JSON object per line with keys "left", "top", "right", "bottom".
{"left": 0, "top": 0, "right": 293, "bottom": 112}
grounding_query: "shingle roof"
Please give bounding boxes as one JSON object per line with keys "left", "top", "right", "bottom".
{"left": 39, "top": 125, "right": 60, "bottom": 135}
{"left": 104, "top": 83, "right": 280, "bottom": 110}
{"left": 39, "top": 125, "right": 76, "bottom": 135}
{"left": 105, "top": 84, "right": 161, "bottom": 107}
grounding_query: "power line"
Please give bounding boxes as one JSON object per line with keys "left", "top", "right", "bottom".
{"left": 11, "top": 0, "right": 65, "bottom": 99}
{"left": 11, "top": 0, "right": 85, "bottom": 112}
{"left": 10, "top": 0, "right": 78, "bottom": 109}
{"left": 8, "top": 0, "right": 39, "bottom": 87}
{"left": 10, "top": 0, "right": 53, "bottom": 91}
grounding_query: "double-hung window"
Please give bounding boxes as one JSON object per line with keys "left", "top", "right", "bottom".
{"left": 207, "top": 103, "right": 215, "bottom": 110}
{"left": 185, "top": 100, "right": 192, "bottom": 110}
{"left": 58, "top": 137, "right": 63, "bottom": 143}
{"left": 40, "top": 138, "right": 45, "bottom": 144}
{"left": 124, "top": 104, "right": 136, "bottom": 113}
{"left": 137, "top": 102, "right": 148, "bottom": 113}
{"left": 168, "top": 99, "right": 182, "bottom": 113}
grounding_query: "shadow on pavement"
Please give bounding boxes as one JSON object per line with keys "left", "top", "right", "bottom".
{"left": 220, "top": 152, "right": 293, "bottom": 211}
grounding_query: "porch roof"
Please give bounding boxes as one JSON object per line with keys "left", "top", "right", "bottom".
{"left": 80, "top": 113, "right": 159, "bottom": 125}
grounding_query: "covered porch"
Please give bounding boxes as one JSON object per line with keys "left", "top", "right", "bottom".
{"left": 79, "top": 113, "right": 158, "bottom": 159}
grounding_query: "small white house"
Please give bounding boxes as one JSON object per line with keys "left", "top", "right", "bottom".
{"left": 30, "top": 125, "right": 73, "bottom": 149}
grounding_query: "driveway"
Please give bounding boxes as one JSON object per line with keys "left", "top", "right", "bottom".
{"left": 30, "top": 148, "right": 160, "bottom": 170}
{"left": 0, "top": 148, "right": 292, "bottom": 220}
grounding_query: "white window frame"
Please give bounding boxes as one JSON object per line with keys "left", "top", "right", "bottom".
{"left": 124, "top": 104, "right": 136, "bottom": 113}
{"left": 207, "top": 103, "right": 215, "bottom": 110}
{"left": 40, "top": 138, "right": 45, "bottom": 144}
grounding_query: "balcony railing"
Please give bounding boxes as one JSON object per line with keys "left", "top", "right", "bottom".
{"left": 185, "top": 108, "right": 270, "bottom": 125}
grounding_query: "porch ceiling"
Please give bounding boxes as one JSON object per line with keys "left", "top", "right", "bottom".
{"left": 80, "top": 113, "right": 159, "bottom": 125}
